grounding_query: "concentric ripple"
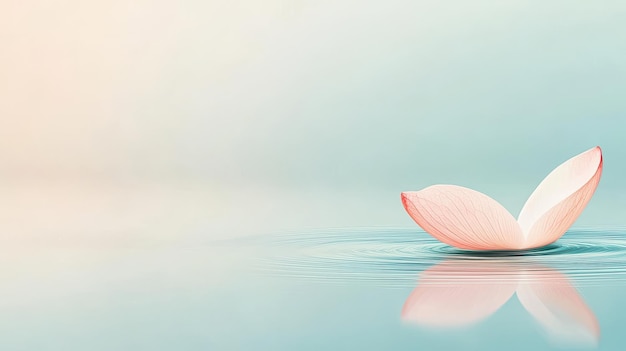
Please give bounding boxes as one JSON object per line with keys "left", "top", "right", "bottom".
{"left": 244, "top": 227, "right": 626, "bottom": 287}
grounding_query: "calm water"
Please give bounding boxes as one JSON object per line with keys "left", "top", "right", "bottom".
{"left": 3, "top": 228, "right": 626, "bottom": 350}
{"left": 217, "top": 228, "right": 626, "bottom": 350}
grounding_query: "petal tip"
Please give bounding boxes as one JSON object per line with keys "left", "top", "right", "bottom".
{"left": 587, "top": 146, "right": 602, "bottom": 161}
{"left": 400, "top": 191, "right": 411, "bottom": 205}
{"left": 593, "top": 145, "right": 602, "bottom": 156}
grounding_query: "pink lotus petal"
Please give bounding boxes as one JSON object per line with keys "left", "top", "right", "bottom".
{"left": 516, "top": 269, "right": 600, "bottom": 346}
{"left": 401, "top": 261, "right": 517, "bottom": 327}
{"left": 517, "top": 146, "right": 603, "bottom": 249}
{"left": 401, "top": 185, "right": 524, "bottom": 250}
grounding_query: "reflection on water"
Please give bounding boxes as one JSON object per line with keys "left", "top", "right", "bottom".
{"left": 231, "top": 227, "right": 626, "bottom": 350}
{"left": 402, "top": 259, "right": 599, "bottom": 348}
{"left": 1, "top": 227, "right": 622, "bottom": 350}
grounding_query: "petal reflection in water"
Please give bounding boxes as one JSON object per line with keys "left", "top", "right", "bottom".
{"left": 517, "top": 269, "right": 600, "bottom": 347}
{"left": 401, "top": 260, "right": 518, "bottom": 327}
{"left": 402, "top": 260, "right": 599, "bottom": 347}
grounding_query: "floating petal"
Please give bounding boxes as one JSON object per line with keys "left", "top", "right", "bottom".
{"left": 518, "top": 146, "right": 603, "bottom": 248}
{"left": 401, "top": 185, "right": 523, "bottom": 250}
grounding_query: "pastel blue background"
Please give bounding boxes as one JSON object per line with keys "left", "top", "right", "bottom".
{"left": 2, "top": 1, "right": 626, "bottom": 350}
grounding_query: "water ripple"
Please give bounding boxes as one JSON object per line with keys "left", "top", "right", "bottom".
{"left": 248, "top": 227, "right": 626, "bottom": 287}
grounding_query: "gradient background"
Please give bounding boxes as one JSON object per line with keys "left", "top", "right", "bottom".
{"left": 3, "top": 2, "right": 626, "bottom": 349}
{"left": 2, "top": 0, "right": 626, "bottom": 245}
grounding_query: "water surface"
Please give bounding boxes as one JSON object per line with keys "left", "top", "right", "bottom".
{"left": 220, "top": 228, "right": 626, "bottom": 350}
{"left": 2, "top": 228, "right": 626, "bottom": 350}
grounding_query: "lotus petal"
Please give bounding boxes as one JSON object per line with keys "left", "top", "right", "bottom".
{"left": 401, "top": 261, "right": 517, "bottom": 327}
{"left": 401, "top": 185, "right": 524, "bottom": 250}
{"left": 517, "top": 147, "right": 603, "bottom": 249}
{"left": 516, "top": 269, "right": 599, "bottom": 346}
